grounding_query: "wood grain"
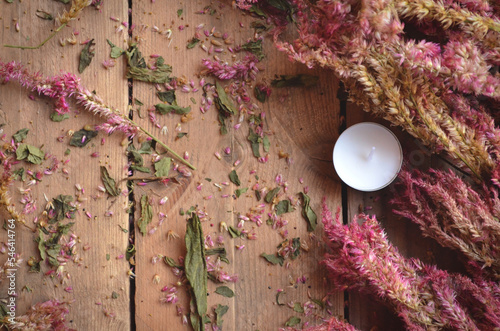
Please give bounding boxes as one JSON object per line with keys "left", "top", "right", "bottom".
{"left": 0, "top": 1, "right": 130, "bottom": 329}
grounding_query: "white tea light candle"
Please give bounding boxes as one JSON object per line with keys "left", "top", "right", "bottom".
{"left": 333, "top": 122, "right": 403, "bottom": 192}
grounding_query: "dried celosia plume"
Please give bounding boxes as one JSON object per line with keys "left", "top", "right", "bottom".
{"left": 392, "top": 168, "right": 500, "bottom": 280}
{"left": 320, "top": 200, "right": 500, "bottom": 330}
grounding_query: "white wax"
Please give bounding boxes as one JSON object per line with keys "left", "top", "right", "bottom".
{"left": 333, "top": 122, "right": 402, "bottom": 191}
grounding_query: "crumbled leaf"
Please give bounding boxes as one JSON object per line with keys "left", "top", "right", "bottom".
{"left": 311, "top": 298, "right": 325, "bottom": 309}
{"left": 293, "top": 302, "right": 304, "bottom": 313}
{"left": 235, "top": 187, "right": 248, "bottom": 198}
{"left": 164, "top": 256, "right": 182, "bottom": 268}
{"left": 13, "top": 168, "right": 25, "bottom": 181}
{"left": 131, "top": 165, "right": 151, "bottom": 173}
{"left": 107, "top": 39, "right": 125, "bottom": 59}
{"left": 126, "top": 244, "right": 136, "bottom": 261}
{"left": 247, "top": 128, "right": 261, "bottom": 157}
{"left": 275, "top": 200, "right": 295, "bottom": 215}
{"left": 290, "top": 238, "right": 301, "bottom": 260}
{"left": 190, "top": 97, "right": 196, "bottom": 104}
{"left": 177, "top": 9, "right": 183, "bottom": 17}
{"left": 271, "top": 74, "right": 318, "bottom": 88}
{"left": 276, "top": 291, "right": 285, "bottom": 306}
{"left": 138, "top": 141, "right": 153, "bottom": 154}
{"left": 35, "top": 9, "right": 53, "bottom": 20}
{"left": 157, "top": 90, "right": 176, "bottom": 104}
{"left": 255, "top": 190, "right": 261, "bottom": 201}
{"left": 254, "top": 85, "right": 267, "bottom": 103}
{"left": 228, "top": 226, "right": 242, "bottom": 238}
{"left": 112, "top": 291, "right": 119, "bottom": 299}
{"left": 134, "top": 98, "right": 144, "bottom": 106}
{"left": 138, "top": 195, "right": 153, "bottom": 236}
{"left": 16, "top": 144, "right": 45, "bottom": 164}
{"left": 261, "top": 253, "right": 284, "bottom": 266}
{"left": 126, "top": 45, "right": 173, "bottom": 83}
{"left": 70, "top": 128, "right": 98, "bottom": 147}
{"left": 185, "top": 214, "right": 208, "bottom": 331}
{"left": 64, "top": 148, "right": 71, "bottom": 156}
{"left": 228, "top": 170, "right": 240, "bottom": 186}
{"left": 215, "top": 82, "right": 236, "bottom": 135}
{"left": 205, "top": 178, "right": 212, "bottom": 182}
{"left": 155, "top": 103, "right": 191, "bottom": 115}
{"left": 100, "top": 166, "right": 121, "bottom": 196}
{"left": 154, "top": 157, "right": 172, "bottom": 177}
{"left": 299, "top": 192, "right": 317, "bottom": 232}
{"left": 176, "top": 132, "right": 188, "bottom": 140}
{"left": 79, "top": 39, "right": 95, "bottom": 73}
{"left": 13, "top": 128, "right": 29, "bottom": 143}
{"left": 50, "top": 112, "right": 70, "bottom": 122}
{"left": 263, "top": 135, "right": 270, "bottom": 152}
{"left": 187, "top": 37, "right": 200, "bottom": 49}
{"left": 285, "top": 316, "right": 301, "bottom": 327}
{"left": 214, "top": 304, "right": 229, "bottom": 328}
{"left": 249, "top": 6, "right": 267, "bottom": 18}
{"left": 118, "top": 225, "right": 128, "bottom": 233}
{"left": 215, "top": 286, "right": 234, "bottom": 298}
{"left": 265, "top": 187, "right": 280, "bottom": 203}
{"left": 241, "top": 39, "right": 264, "bottom": 60}
{"left": 48, "top": 195, "right": 76, "bottom": 222}
{"left": 106, "top": 254, "right": 110, "bottom": 261}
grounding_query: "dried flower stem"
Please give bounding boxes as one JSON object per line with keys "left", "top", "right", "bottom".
{"left": 4, "top": 23, "right": 68, "bottom": 50}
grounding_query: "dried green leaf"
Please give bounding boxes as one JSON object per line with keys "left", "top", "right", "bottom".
{"left": 79, "top": 39, "right": 95, "bottom": 73}
{"left": 293, "top": 302, "right": 304, "bottom": 313}
{"left": 35, "top": 9, "right": 53, "bottom": 20}
{"left": 215, "top": 286, "right": 234, "bottom": 298}
{"left": 177, "top": 8, "right": 183, "bottom": 17}
{"left": 247, "top": 128, "right": 262, "bottom": 158}
{"left": 126, "top": 45, "right": 173, "bottom": 83}
{"left": 164, "top": 256, "right": 183, "bottom": 268}
{"left": 271, "top": 74, "right": 318, "bottom": 88}
{"left": 106, "top": 254, "right": 110, "bottom": 261}
{"left": 187, "top": 37, "right": 200, "bottom": 49}
{"left": 100, "top": 166, "right": 121, "bottom": 196}
{"left": 176, "top": 132, "right": 188, "bottom": 140}
{"left": 254, "top": 85, "right": 267, "bottom": 102}
{"left": 154, "top": 157, "right": 172, "bottom": 177}
{"left": 126, "top": 244, "right": 136, "bottom": 261}
{"left": 250, "top": 20, "right": 270, "bottom": 32}
{"left": 134, "top": 98, "right": 144, "bottom": 106}
{"left": 285, "top": 316, "right": 301, "bottom": 327}
{"left": 228, "top": 226, "right": 241, "bottom": 238}
{"left": 263, "top": 135, "right": 270, "bottom": 153}
{"left": 214, "top": 304, "right": 229, "bottom": 328}
{"left": 118, "top": 225, "right": 128, "bottom": 233}
{"left": 13, "top": 128, "right": 29, "bottom": 143}
{"left": 185, "top": 214, "right": 208, "bottom": 330}
{"left": 249, "top": 6, "right": 267, "bottom": 18}
{"left": 37, "top": 229, "right": 46, "bottom": 261}
{"left": 215, "top": 82, "right": 236, "bottom": 135}
{"left": 70, "top": 128, "right": 98, "bottom": 147}
{"left": 241, "top": 39, "right": 264, "bottom": 60}
{"left": 50, "top": 112, "right": 70, "bottom": 122}
{"left": 16, "top": 144, "right": 45, "bottom": 164}
{"left": 275, "top": 200, "right": 295, "bottom": 215}
{"left": 235, "top": 187, "right": 248, "bottom": 198}
{"left": 138, "top": 195, "right": 153, "bottom": 236}
{"left": 261, "top": 253, "right": 284, "bottom": 266}
{"left": 299, "top": 192, "right": 317, "bottom": 232}
{"left": 107, "top": 39, "right": 125, "bottom": 59}
{"left": 157, "top": 90, "right": 176, "bottom": 104}
{"left": 276, "top": 291, "right": 285, "bottom": 306}
{"left": 138, "top": 141, "right": 153, "bottom": 154}
{"left": 228, "top": 170, "right": 240, "bottom": 186}
{"left": 48, "top": 195, "right": 76, "bottom": 222}
{"left": 265, "top": 187, "right": 280, "bottom": 203}
{"left": 112, "top": 291, "right": 119, "bottom": 299}
{"left": 155, "top": 103, "right": 191, "bottom": 115}
{"left": 13, "top": 168, "right": 25, "bottom": 181}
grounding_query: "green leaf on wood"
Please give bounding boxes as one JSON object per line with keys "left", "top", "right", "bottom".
{"left": 285, "top": 316, "right": 301, "bottom": 327}
{"left": 79, "top": 39, "right": 95, "bottom": 73}
{"left": 154, "top": 157, "right": 172, "bottom": 177}
{"left": 293, "top": 302, "right": 304, "bottom": 313}
{"left": 155, "top": 103, "right": 191, "bottom": 115}
{"left": 16, "top": 144, "right": 45, "bottom": 164}
{"left": 100, "top": 166, "right": 121, "bottom": 196}
{"left": 50, "top": 112, "right": 70, "bottom": 122}
{"left": 228, "top": 170, "right": 240, "bottom": 186}
{"left": 214, "top": 304, "right": 229, "bottom": 329}
{"left": 215, "top": 286, "right": 234, "bottom": 298}
{"left": 228, "top": 226, "right": 241, "bottom": 238}
{"left": 13, "top": 128, "right": 29, "bottom": 143}
{"left": 275, "top": 200, "right": 295, "bottom": 215}
{"left": 260, "top": 253, "right": 284, "bottom": 266}
{"left": 299, "top": 192, "right": 317, "bottom": 232}
{"left": 265, "top": 187, "right": 280, "bottom": 203}
{"left": 126, "top": 45, "right": 173, "bottom": 83}
{"left": 247, "top": 128, "right": 261, "bottom": 158}
{"left": 187, "top": 37, "right": 200, "bottom": 49}
{"left": 157, "top": 90, "right": 176, "bottom": 104}
{"left": 215, "top": 82, "right": 236, "bottom": 135}
{"left": 235, "top": 187, "right": 248, "bottom": 198}
{"left": 107, "top": 39, "right": 125, "bottom": 59}
{"left": 70, "top": 128, "right": 98, "bottom": 147}
{"left": 138, "top": 195, "right": 153, "bottom": 236}
{"left": 241, "top": 39, "right": 264, "bottom": 60}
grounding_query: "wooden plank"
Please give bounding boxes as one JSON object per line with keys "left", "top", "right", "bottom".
{"left": 131, "top": 2, "right": 344, "bottom": 330}
{"left": 0, "top": 1, "right": 130, "bottom": 330}
{"left": 345, "top": 102, "right": 467, "bottom": 330}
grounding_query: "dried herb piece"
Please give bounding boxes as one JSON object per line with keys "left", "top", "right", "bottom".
{"left": 261, "top": 253, "right": 284, "bottom": 266}
{"left": 100, "top": 166, "right": 121, "bottom": 197}
{"left": 215, "top": 82, "right": 236, "bottom": 135}
{"left": 228, "top": 226, "right": 242, "bottom": 238}
{"left": 48, "top": 195, "right": 76, "bottom": 222}
{"left": 241, "top": 39, "right": 264, "bottom": 60}
{"left": 250, "top": 21, "right": 270, "bottom": 32}
{"left": 235, "top": 187, "right": 248, "bottom": 198}
{"left": 176, "top": 132, "right": 188, "bottom": 140}
{"left": 16, "top": 144, "right": 45, "bottom": 164}
{"left": 206, "top": 247, "right": 229, "bottom": 264}
{"left": 299, "top": 192, "right": 317, "bottom": 232}
{"left": 126, "top": 45, "right": 173, "bottom": 83}
{"left": 118, "top": 225, "right": 128, "bottom": 233}
{"left": 35, "top": 9, "right": 53, "bottom": 20}
{"left": 13, "top": 128, "right": 29, "bottom": 143}
{"left": 275, "top": 200, "right": 295, "bottom": 215}
{"left": 228, "top": 170, "right": 241, "bottom": 186}
{"left": 177, "top": 9, "right": 183, "bottom": 17}
{"left": 155, "top": 103, "right": 191, "bottom": 115}
{"left": 138, "top": 195, "right": 153, "bottom": 236}
{"left": 293, "top": 302, "right": 304, "bottom": 313}
{"left": 254, "top": 85, "right": 267, "bottom": 103}
{"left": 106, "top": 39, "right": 125, "bottom": 59}
{"left": 138, "top": 141, "right": 153, "bottom": 154}
{"left": 271, "top": 74, "right": 318, "bottom": 88}
{"left": 185, "top": 214, "right": 208, "bottom": 331}
{"left": 106, "top": 254, "right": 110, "bottom": 261}
{"left": 255, "top": 190, "right": 262, "bottom": 201}
{"left": 37, "top": 222, "right": 75, "bottom": 267}
{"left": 276, "top": 291, "right": 285, "bottom": 306}
{"left": 50, "top": 112, "right": 70, "bottom": 122}
{"left": 79, "top": 39, "right": 95, "bottom": 73}
{"left": 265, "top": 187, "right": 280, "bottom": 203}
{"left": 112, "top": 291, "right": 119, "bottom": 299}
{"left": 13, "top": 168, "right": 25, "bottom": 181}
{"left": 214, "top": 304, "right": 229, "bottom": 329}
{"left": 247, "top": 128, "right": 262, "bottom": 157}
{"left": 263, "top": 135, "right": 270, "bottom": 153}
{"left": 164, "top": 256, "right": 183, "bottom": 268}
{"left": 285, "top": 316, "right": 301, "bottom": 327}
{"left": 70, "top": 128, "right": 98, "bottom": 147}
{"left": 249, "top": 6, "right": 267, "bottom": 18}
{"left": 187, "top": 37, "right": 200, "bottom": 49}
{"left": 134, "top": 98, "right": 144, "bottom": 106}
{"left": 126, "top": 244, "right": 136, "bottom": 261}
{"left": 215, "top": 286, "right": 234, "bottom": 298}
{"left": 157, "top": 90, "right": 176, "bottom": 104}
{"left": 154, "top": 157, "right": 172, "bottom": 177}
{"left": 129, "top": 149, "right": 150, "bottom": 173}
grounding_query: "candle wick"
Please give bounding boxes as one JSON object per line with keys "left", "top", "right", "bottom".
{"left": 367, "top": 146, "right": 376, "bottom": 161}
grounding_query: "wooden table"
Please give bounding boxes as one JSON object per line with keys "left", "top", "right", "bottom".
{"left": 0, "top": 1, "right": 461, "bottom": 330}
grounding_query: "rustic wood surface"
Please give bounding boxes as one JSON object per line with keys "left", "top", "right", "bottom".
{"left": 0, "top": 1, "right": 466, "bottom": 331}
